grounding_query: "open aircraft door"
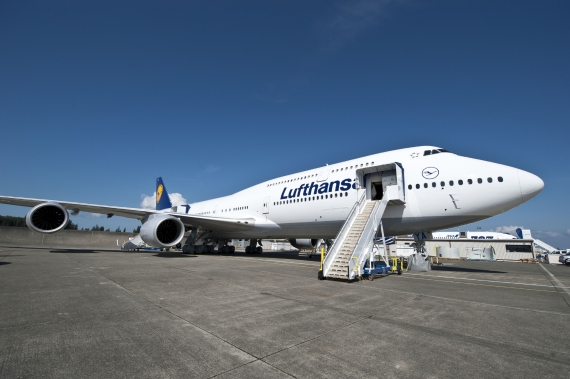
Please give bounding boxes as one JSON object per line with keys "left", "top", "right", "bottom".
{"left": 355, "top": 162, "right": 406, "bottom": 204}
{"left": 394, "top": 162, "right": 406, "bottom": 204}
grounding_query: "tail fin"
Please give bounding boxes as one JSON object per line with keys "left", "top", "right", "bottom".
{"left": 155, "top": 177, "right": 173, "bottom": 211}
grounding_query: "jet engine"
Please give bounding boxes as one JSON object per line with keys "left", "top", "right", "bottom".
{"left": 289, "top": 239, "right": 320, "bottom": 250}
{"left": 139, "top": 215, "right": 185, "bottom": 248}
{"left": 25, "top": 202, "right": 69, "bottom": 233}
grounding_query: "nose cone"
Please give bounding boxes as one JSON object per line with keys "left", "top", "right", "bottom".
{"left": 518, "top": 170, "right": 544, "bottom": 203}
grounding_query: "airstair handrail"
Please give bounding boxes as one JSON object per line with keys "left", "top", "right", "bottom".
{"left": 323, "top": 191, "right": 367, "bottom": 276}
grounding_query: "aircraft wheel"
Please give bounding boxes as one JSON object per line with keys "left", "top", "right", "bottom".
{"left": 256, "top": 247, "right": 263, "bottom": 254}
{"left": 229, "top": 246, "right": 235, "bottom": 253}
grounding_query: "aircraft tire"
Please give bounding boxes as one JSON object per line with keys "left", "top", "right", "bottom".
{"left": 256, "top": 247, "right": 263, "bottom": 254}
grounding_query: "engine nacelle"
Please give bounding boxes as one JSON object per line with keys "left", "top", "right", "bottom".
{"left": 289, "top": 239, "right": 320, "bottom": 250}
{"left": 140, "top": 215, "right": 185, "bottom": 248}
{"left": 26, "top": 202, "right": 69, "bottom": 233}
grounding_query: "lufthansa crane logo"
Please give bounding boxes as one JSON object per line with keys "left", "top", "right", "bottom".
{"left": 422, "top": 167, "right": 439, "bottom": 179}
{"left": 156, "top": 184, "right": 164, "bottom": 203}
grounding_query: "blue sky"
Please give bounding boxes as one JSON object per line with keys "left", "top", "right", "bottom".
{"left": 1, "top": 1, "right": 569, "bottom": 247}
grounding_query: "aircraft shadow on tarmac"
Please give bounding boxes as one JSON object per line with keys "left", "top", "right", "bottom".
{"left": 0, "top": 262, "right": 11, "bottom": 266}
{"left": 214, "top": 250, "right": 312, "bottom": 261}
{"left": 50, "top": 249, "right": 99, "bottom": 254}
{"left": 152, "top": 252, "right": 196, "bottom": 258}
{"left": 431, "top": 266, "right": 507, "bottom": 274}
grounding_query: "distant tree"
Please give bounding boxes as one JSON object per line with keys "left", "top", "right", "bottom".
{"left": 65, "top": 221, "right": 78, "bottom": 230}
{"left": 133, "top": 225, "right": 141, "bottom": 234}
{"left": 115, "top": 226, "right": 122, "bottom": 232}
{"left": 103, "top": 227, "right": 108, "bottom": 232}
{"left": 0, "top": 215, "right": 27, "bottom": 227}
{"left": 123, "top": 227, "right": 126, "bottom": 233}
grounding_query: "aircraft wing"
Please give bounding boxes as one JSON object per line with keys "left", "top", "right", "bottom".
{"left": 172, "top": 213, "right": 256, "bottom": 232}
{"left": 0, "top": 196, "right": 154, "bottom": 220}
{"left": 0, "top": 196, "right": 256, "bottom": 232}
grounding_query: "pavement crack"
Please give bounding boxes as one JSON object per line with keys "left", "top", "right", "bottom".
{"left": 370, "top": 314, "right": 570, "bottom": 367}
{"left": 538, "top": 263, "right": 570, "bottom": 308}
{"left": 207, "top": 360, "right": 297, "bottom": 379}
{"left": 60, "top": 252, "right": 271, "bottom": 372}
{"left": 0, "top": 251, "right": 13, "bottom": 262}
{"left": 259, "top": 315, "right": 373, "bottom": 362}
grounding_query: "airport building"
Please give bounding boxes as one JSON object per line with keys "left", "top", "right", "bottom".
{"left": 385, "top": 231, "right": 536, "bottom": 261}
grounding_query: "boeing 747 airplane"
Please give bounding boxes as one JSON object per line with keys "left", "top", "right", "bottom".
{"left": 0, "top": 146, "right": 543, "bottom": 278}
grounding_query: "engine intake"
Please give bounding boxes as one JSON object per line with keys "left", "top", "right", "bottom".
{"left": 26, "top": 202, "right": 69, "bottom": 233}
{"left": 289, "top": 239, "right": 321, "bottom": 250}
{"left": 140, "top": 215, "right": 185, "bottom": 248}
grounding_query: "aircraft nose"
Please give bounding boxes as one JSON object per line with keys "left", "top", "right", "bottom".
{"left": 518, "top": 169, "right": 544, "bottom": 203}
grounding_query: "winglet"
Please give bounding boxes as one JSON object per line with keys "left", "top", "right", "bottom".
{"left": 155, "top": 177, "right": 173, "bottom": 211}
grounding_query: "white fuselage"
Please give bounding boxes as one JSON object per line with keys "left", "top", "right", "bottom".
{"left": 185, "top": 146, "right": 543, "bottom": 239}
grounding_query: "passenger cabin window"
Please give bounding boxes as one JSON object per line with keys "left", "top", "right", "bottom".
{"left": 477, "top": 178, "right": 483, "bottom": 184}
{"left": 498, "top": 176, "right": 504, "bottom": 182}
{"left": 468, "top": 179, "right": 473, "bottom": 185}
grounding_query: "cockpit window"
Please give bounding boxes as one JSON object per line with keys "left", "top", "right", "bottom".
{"left": 424, "top": 149, "right": 451, "bottom": 156}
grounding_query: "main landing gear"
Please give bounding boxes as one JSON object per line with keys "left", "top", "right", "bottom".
{"left": 245, "top": 239, "right": 263, "bottom": 254}
{"left": 245, "top": 246, "right": 263, "bottom": 254}
{"left": 220, "top": 245, "right": 236, "bottom": 254}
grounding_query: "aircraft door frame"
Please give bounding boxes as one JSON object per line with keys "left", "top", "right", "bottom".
{"left": 355, "top": 162, "right": 406, "bottom": 203}
{"left": 263, "top": 197, "right": 269, "bottom": 214}
{"left": 317, "top": 166, "right": 330, "bottom": 182}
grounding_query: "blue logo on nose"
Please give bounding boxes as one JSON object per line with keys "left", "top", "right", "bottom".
{"left": 422, "top": 167, "right": 439, "bottom": 179}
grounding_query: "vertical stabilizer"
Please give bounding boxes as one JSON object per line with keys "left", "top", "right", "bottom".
{"left": 516, "top": 228, "right": 533, "bottom": 239}
{"left": 155, "top": 177, "right": 173, "bottom": 211}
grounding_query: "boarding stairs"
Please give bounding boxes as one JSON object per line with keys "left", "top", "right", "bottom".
{"left": 323, "top": 185, "right": 401, "bottom": 280}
